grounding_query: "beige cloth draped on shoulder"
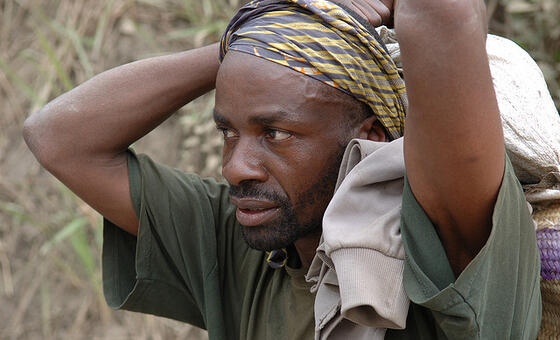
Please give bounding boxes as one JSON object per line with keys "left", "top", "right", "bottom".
{"left": 307, "top": 137, "right": 407, "bottom": 340}
{"left": 306, "top": 28, "right": 560, "bottom": 340}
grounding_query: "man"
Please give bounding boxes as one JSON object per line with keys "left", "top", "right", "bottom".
{"left": 23, "top": 0, "right": 541, "bottom": 339}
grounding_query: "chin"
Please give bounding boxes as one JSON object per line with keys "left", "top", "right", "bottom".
{"left": 240, "top": 224, "right": 297, "bottom": 251}
{"left": 239, "top": 216, "right": 322, "bottom": 251}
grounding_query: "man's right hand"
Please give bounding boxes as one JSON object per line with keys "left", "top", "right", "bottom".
{"left": 23, "top": 43, "right": 220, "bottom": 236}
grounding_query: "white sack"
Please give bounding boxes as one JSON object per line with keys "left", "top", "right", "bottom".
{"left": 378, "top": 28, "right": 560, "bottom": 205}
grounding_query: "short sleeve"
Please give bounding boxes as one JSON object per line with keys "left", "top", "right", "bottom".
{"left": 102, "top": 149, "right": 247, "bottom": 332}
{"left": 399, "top": 155, "right": 542, "bottom": 339}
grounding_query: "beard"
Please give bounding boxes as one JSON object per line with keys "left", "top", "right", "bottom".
{"left": 229, "top": 145, "right": 346, "bottom": 251}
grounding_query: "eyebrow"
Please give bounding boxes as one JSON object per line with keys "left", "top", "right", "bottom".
{"left": 213, "top": 109, "right": 230, "bottom": 126}
{"left": 248, "top": 113, "right": 290, "bottom": 126}
{"left": 213, "top": 108, "right": 302, "bottom": 127}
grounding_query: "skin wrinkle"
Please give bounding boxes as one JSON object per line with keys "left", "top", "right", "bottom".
{"left": 229, "top": 144, "right": 344, "bottom": 251}
{"left": 215, "top": 51, "right": 384, "bottom": 266}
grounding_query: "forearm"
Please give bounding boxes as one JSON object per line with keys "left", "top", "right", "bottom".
{"left": 395, "top": 0, "right": 493, "bottom": 131}
{"left": 395, "top": 0, "right": 501, "bottom": 181}
{"left": 24, "top": 43, "right": 219, "bottom": 167}
{"left": 395, "top": 1, "right": 504, "bottom": 273}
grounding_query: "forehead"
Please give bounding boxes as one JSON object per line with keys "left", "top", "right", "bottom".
{"left": 214, "top": 51, "right": 355, "bottom": 125}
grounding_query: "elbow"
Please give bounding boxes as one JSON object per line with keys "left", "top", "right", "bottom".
{"left": 23, "top": 108, "right": 67, "bottom": 171}
{"left": 23, "top": 111, "right": 42, "bottom": 161}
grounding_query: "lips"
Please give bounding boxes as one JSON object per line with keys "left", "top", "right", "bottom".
{"left": 230, "top": 197, "right": 280, "bottom": 227}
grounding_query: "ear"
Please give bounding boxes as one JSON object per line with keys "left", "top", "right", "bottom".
{"left": 356, "top": 115, "right": 389, "bottom": 142}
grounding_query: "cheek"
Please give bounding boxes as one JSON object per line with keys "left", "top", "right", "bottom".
{"left": 220, "top": 145, "right": 232, "bottom": 178}
{"left": 222, "top": 143, "right": 232, "bottom": 164}
{"left": 275, "top": 143, "right": 345, "bottom": 203}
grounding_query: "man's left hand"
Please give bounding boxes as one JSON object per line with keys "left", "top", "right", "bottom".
{"left": 330, "top": 0, "right": 394, "bottom": 26}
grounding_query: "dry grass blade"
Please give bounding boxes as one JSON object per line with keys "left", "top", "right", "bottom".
{"left": 0, "top": 56, "right": 42, "bottom": 106}
{"left": 37, "top": 31, "right": 74, "bottom": 91}
{"left": 47, "top": 20, "right": 95, "bottom": 79}
{"left": 167, "top": 20, "right": 229, "bottom": 41}
{"left": 39, "top": 217, "right": 88, "bottom": 255}
{"left": 4, "top": 265, "right": 47, "bottom": 340}
{"left": 68, "top": 294, "right": 92, "bottom": 336}
{"left": 69, "top": 224, "right": 96, "bottom": 279}
{"left": 0, "top": 240, "right": 15, "bottom": 297}
{"left": 0, "top": 68, "right": 25, "bottom": 126}
{"left": 92, "top": 0, "right": 115, "bottom": 58}
{"left": 40, "top": 282, "right": 52, "bottom": 340}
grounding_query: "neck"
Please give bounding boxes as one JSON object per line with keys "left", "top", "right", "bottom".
{"left": 293, "top": 231, "right": 321, "bottom": 268}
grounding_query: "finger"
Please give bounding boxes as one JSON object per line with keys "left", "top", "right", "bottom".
{"left": 362, "top": 0, "right": 392, "bottom": 25}
{"left": 339, "top": 1, "right": 370, "bottom": 23}
{"left": 351, "top": 0, "right": 382, "bottom": 26}
{"left": 378, "top": 0, "right": 395, "bottom": 28}
{"left": 379, "top": 0, "right": 394, "bottom": 11}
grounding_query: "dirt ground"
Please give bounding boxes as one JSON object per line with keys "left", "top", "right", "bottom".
{"left": 0, "top": 0, "right": 558, "bottom": 339}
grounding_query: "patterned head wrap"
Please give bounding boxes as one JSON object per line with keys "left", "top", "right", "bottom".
{"left": 219, "top": 0, "right": 407, "bottom": 139}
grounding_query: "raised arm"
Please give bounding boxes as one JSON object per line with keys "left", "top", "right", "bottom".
{"left": 23, "top": 43, "right": 220, "bottom": 236}
{"left": 395, "top": 1, "right": 504, "bottom": 275}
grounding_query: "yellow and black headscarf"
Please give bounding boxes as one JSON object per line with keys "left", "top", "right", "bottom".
{"left": 220, "top": 0, "right": 407, "bottom": 140}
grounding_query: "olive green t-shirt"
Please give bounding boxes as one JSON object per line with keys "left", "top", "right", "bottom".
{"left": 102, "top": 150, "right": 541, "bottom": 339}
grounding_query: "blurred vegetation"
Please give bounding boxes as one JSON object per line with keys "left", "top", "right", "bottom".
{"left": 0, "top": 0, "right": 558, "bottom": 339}
{"left": 0, "top": 0, "right": 236, "bottom": 338}
{"left": 488, "top": 0, "right": 560, "bottom": 109}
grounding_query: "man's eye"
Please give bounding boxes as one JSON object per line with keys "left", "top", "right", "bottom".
{"left": 266, "top": 129, "right": 292, "bottom": 141}
{"left": 218, "top": 128, "right": 237, "bottom": 139}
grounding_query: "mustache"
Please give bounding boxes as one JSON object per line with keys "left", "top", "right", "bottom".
{"left": 229, "top": 182, "right": 286, "bottom": 203}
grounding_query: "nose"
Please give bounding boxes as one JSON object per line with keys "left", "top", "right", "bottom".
{"left": 222, "top": 138, "right": 268, "bottom": 186}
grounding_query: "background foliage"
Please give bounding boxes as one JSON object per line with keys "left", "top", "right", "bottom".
{"left": 0, "top": 0, "right": 558, "bottom": 339}
{"left": 488, "top": 0, "right": 560, "bottom": 108}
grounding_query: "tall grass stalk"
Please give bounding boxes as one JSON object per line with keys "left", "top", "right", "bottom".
{"left": 37, "top": 31, "right": 74, "bottom": 91}
{"left": 40, "top": 282, "right": 52, "bottom": 340}
{"left": 0, "top": 56, "right": 43, "bottom": 107}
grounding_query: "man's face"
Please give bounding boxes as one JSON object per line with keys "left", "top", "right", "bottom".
{"left": 214, "top": 51, "right": 364, "bottom": 251}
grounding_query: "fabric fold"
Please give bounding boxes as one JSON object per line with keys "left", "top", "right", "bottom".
{"left": 307, "top": 137, "right": 409, "bottom": 339}
{"left": 484, "top": 34, "right": 560, "bottom": 205}
{"left": 330, "top": 248, "right": 408, "bottom": 328}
